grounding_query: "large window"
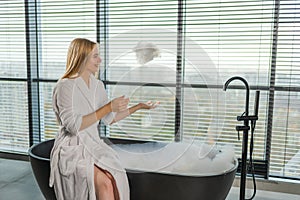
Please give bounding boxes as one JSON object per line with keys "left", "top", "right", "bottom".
{"left": 0, "top": 1, "right": 28, "bottom": 152}
{"left": 270, "top": 0, "right": 300, "bottom": 178}
{"left": 1, "top": 0, "right": 299, "bottom": 180}
{"left": 99, "top": 0, "right": 300, "bottom": 180}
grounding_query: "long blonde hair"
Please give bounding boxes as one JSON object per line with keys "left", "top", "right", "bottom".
{"left": 61, "top": 38, "right": 97, "bottom": 79}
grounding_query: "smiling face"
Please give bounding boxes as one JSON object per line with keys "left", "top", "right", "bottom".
{"left": 63, "top": 38, "right": 100, "bottom": 79}
{"left": 84, "top": 46, "right": 102, "bottom": 74}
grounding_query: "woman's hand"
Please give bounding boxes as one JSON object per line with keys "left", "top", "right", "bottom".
{"left": 138, "top": 101, "right": 160, "bottom": 110}
{"left": 110, "top": 96, "right": 130, "bottom": 112}
{"left": 109, "top": 100, "right": 160, "bottom": 124}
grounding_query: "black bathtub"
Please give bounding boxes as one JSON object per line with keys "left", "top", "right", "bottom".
{"left": 28, "top": 139, "right": 237, "bottom": 200}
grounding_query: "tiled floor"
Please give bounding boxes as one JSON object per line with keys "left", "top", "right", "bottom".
{"left": 0, "top": 158, "right": 299, "bottom": 200}
{"left": 0, "top": 158, "right": 44, "bottom": 200}
{"left": 226, "top": 187, "right": 300, "bottom": 200}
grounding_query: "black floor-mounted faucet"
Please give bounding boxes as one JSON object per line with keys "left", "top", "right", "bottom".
{"left": 224, "top": 76, "right": 259, "bottom": 200}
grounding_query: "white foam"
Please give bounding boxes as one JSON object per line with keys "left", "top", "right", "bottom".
{"left": 111, "top": 142, "right": 236, "bottom": 176}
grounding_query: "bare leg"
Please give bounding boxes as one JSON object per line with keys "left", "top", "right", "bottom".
{"left": 94, "top": 165, "right": 120, "bottom": 200}
{"left": 103, "top": 170, "right": 120, "bottom": 200}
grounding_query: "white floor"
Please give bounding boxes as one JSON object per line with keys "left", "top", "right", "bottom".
{"left": 1, "top": 158, "right": 300, "bottom": 200}
{"left": 226, "top": 187, "right": 300, "bottom": 200}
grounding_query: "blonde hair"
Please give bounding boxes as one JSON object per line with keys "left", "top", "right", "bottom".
{"left": 62, "top": 38, "right": 97, "bottom": 79}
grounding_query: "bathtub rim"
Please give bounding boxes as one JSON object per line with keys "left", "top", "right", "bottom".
{"left": 28, "top": 139, "right": 238, "bottom": 178}
{"left": 28, "top": 142, "right": 50, "bottom": 162}
{"left": 125, "top": 157, "right": 238, "bottom": 177}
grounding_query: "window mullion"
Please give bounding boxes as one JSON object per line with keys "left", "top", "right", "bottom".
{"left": 97, "top": 0, "right": 109, "bottom": 137}
{"left": 175, "top": 0, "right": 184, "bottom": 142}
{"left": 25, "top": 0, "right": 41, "bottom": 146}
{"left": 266, "top": 0, "right": 280, "bottom": 179}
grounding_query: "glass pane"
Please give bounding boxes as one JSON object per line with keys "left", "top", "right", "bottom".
{"left": 39, "top": 0, "right": 97, "bottom": 79}
{"left": 0, "top": 1, "right": 27, "bottom": 78}
{"left": 270, "top": 91, "right": 300, "bottom": 178}
{"left": 0, "top": 81, "right": 29, "bottom": 153}
{"left": 101, "top": 0, "right": 178, "bottom": 82}
{"left": 183, "top": 87, "right": 268, "bottom": 160}
{"left": 185, "top": 0, "right": 274, "bottom": 86}
{"left": 39, "top": 82, "right": 58, "bottom": 141}
{"left": 106, "top": 84, "right": 175, "bottom": 141}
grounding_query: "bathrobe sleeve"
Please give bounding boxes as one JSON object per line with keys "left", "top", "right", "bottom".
{"left": 54, "top": 81, "right": 83, "bottom": 135}
{"left": 97, "top": 80, "right": 115, "bottom": 125}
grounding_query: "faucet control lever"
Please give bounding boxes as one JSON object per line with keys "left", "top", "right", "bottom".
{"left": 237, "top": 115, "right": 258, "bottom": 121}
{"left": 235, "top": 125, "right": 250, "bottom": 141}
{"left": 236, "top": 125, "right": 250, "bottom": 131}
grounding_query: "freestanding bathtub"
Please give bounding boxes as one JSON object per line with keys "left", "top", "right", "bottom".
{"left": 28, "top": 139, "right": 238, "bottom": 200}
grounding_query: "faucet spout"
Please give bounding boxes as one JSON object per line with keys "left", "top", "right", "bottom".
{"left": 223, "top": 76, "right": 250, "bottom": 116}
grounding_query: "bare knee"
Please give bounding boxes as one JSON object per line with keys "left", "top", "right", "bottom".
{"left": 99, "top": 174, "right": 113, "bottom": 191}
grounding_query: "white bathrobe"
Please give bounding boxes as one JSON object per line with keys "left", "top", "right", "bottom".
{"left": 49, "top": 75, "right": 130, "bottom": 200}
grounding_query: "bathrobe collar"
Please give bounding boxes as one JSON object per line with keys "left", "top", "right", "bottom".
{"left": 75, "top": 74, "right": 97, "bottom": 110}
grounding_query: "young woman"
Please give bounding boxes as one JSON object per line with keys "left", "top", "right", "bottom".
{"left": 49, "top": 38, "right": 158, "bottom": 200}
